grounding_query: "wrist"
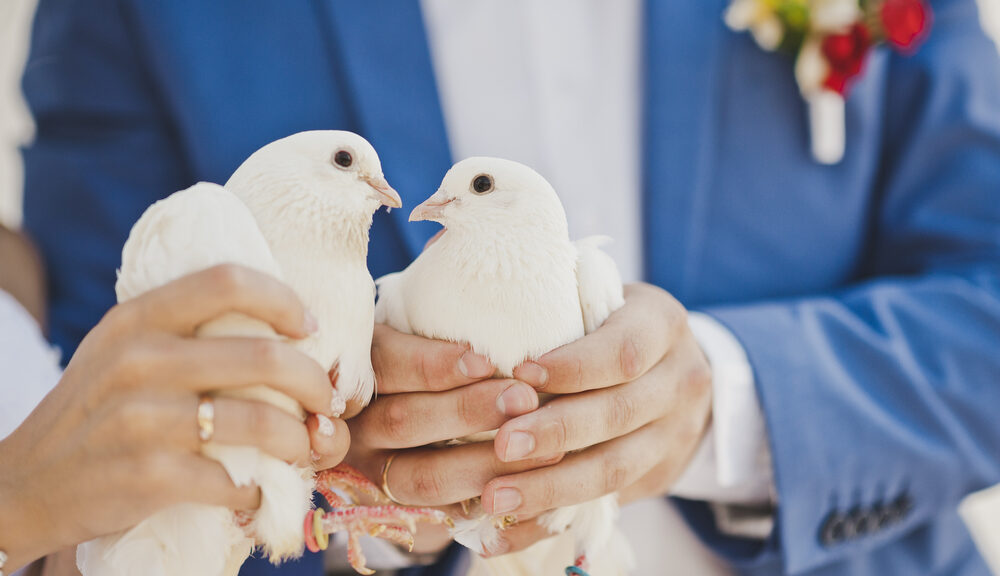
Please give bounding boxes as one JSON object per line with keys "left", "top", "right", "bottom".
{"left": 0, "top": 444, "right": 62, "bottom": 572}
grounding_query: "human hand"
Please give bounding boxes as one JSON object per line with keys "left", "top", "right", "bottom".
{"left": 0, "top": 265, "right": 349, "bottom": 571}
{"left": 0, "top": 225, "right": 46, "bottom": 325}
{"left": 339, "top": 324, "right": 561, "bottom": 554}
{"left": 478, "top": 283, "right": 713, "bottom": 555}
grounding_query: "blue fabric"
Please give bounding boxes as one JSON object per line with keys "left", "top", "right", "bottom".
{"left": 20, "top": 0, "right": 1000, "bottom": 574}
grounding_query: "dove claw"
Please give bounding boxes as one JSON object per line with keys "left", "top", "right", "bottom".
{"left": 312, "top": 464, "right": 452, "bottom": 574}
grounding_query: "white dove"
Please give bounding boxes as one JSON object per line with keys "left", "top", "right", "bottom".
{"left": 375, "top": 157, "right": 633, "bottom": 576}
{"left": 79, "top": 131, "right": 442, "bottom": 576}
{"left": 225, "top": 130, "right": 402, "bottom": 412}
{"left": 226, "top": 131, "right": 448, "bottom": 574}
{"left": 78, "top": 182, "right": 303, "bottom": 576}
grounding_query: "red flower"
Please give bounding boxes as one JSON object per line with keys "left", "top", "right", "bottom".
{"left": 881, "top": 0, "right": 931, "bottom": 50}
{"left": 822, "top": 24, "right": 872, "bottom": 95}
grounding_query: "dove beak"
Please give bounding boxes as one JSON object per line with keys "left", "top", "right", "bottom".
{"left": 364, "top": 175, "right": 402, "bottom": 209}
{"left": 409, "top": 190, "right": 454, "bottom": 222}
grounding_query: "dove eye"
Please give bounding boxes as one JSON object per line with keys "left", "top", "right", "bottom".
{"left": 332, "top": 150, "right": 353, "bottom": 169}
{"left": 471, "top": 174, "right": 494, "bottom": 195}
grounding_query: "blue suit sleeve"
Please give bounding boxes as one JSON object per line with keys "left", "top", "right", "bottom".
{"left": 698, "top": 0, "right": 1000, "bottom": 573}
{"left": 22, "top": 0, "right": 193, "bottom": 356}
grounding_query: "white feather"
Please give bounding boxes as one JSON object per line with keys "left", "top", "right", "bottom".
{"left": 374, "top": 158, "right": 632, "bottom": 575}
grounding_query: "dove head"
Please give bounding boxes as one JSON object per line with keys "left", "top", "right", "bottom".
{"left": 226, "top": 130, "right": 401, "bottom": 234}
{"left": 410, "top": 157, "right": 568, "bottom": 238}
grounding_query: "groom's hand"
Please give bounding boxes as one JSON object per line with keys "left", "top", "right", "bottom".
{"left": 342, "top": 325, "right": 561, "bottom": 552}
{"left": 344, "top": 325, "right": 552, "bottom": 491}
{"left": 480, "top": 283, "right": 713, "bottom": 555}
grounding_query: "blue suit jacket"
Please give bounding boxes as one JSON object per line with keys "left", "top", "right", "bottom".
{"left": 21, "top": 0, "right": 1000, "bottom": 574}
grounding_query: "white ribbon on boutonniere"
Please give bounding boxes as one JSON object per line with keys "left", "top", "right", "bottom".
{"left": 725, "top": 0, "right": 932, "bottom": 165}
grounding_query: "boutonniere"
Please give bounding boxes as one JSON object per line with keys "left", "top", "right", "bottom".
{"left": 724, "top": 0, "right": 932, "bottom": 164}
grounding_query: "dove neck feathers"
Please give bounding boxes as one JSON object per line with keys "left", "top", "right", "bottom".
{"left": 234, "top": 182, "right": 374, "bottom": 260}
{"left": 426, "top": 224, "right": 577, "bottom": 282}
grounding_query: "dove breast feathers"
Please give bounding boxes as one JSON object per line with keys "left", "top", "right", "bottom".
{"left": 378, "top": 231, "right": 586, "bottom": 377}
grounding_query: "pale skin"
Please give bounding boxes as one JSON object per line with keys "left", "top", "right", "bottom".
{"left": 0, "top": 265, "right": 351, "bottom": 572}
{"left": 340, "top": 282, "right": 714, "bottom": 557}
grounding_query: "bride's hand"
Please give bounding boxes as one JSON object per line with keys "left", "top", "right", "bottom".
{"left": 0, "top": 265, "right": 348, "bottom": 572}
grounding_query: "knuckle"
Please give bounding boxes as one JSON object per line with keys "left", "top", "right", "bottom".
{"left": 247, "top": 401, "right": 278, "bottom": 440}
{"left": 618, "top": 334, "right": 644, "bottom": 382}
{"left": 606, "top": 391, "right": 639, "bottom": 436}
{"left": 661, "top": 297, "right": 688, "bottom": 336}
{"left": 381, "top": 399, "right": 411, "bottom": 444}
{"left": 138, "top": 451, "right": 179, "bottom": 495}
{"left": 251, "top": 339, "right": 287, "bottom": 376}
{"left": 538, "top": 475, "right": 559, "bottom": 510}
{"left": 410, "top": 460, "right": 446, "bottom": 503}
{"left": 113, "top": 342, "right": 159, "bottom": 385}
{"left": 208, "top": 264, "right": 249, "bottom": 299}
{"left": 415, "top": 348, "right": 435, "bottom": 390}
{"left": 539, "top": 414, "right": 570, "bottom": 454}
{"left": 117, "top": 399, "right": 159, "bottom": 437}
{"left": 455, "top": 389, "right": 478, "bottom": 429}
{"left": 679, "top": 359, "right": 713, "bottom": 402}
{"left": 104, "top": 302, "right": 138, "bottom": 334}
{"left": 566, "top": 354, "right": 585, "bottom": 393}
{"left": 602, "top": 456, "right": 630, "bottom": 494}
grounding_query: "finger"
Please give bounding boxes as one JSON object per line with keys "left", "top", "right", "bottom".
{"left": 125, "top": 264, "right": 315, "bottom": 339}
{"left": 203, "top": 396, "right": 312, "bottom": 464}
{"left": 482, "top": 419, "right": 672, "bottom": 518}
{"left": 172, "top": 454, "right": 263, "bottom": 510}
{"left": 512, "top": 284, "right": 686, "bottom": 393}
{"left": 162, "top": 338, "right": 333, "bottom": 417}
{"left": 104, "top": 393, "right": 308, "bottom": 465}
{"left": 351, "top": 379, "right": 538, "bottom": 450}
{"left": 378, "top": 443, "right": 564, "bottom": 507}
{"left": 308, "top": 414, "right": 351, "bottom": 469}
{"left": 495, "top": 349, "right": 694, "bottom": 462}
{"left": 371, "top": 324, "right": 495, "bottom": 394}
{"left": 484, "top": 519, "right": 557, "bottom": 557}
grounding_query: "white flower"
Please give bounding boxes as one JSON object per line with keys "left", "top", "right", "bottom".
{"left": 809, "top": 0, "right": 861, "bottom": 33}
{"left": 725, "top": 0, "right": 785, "bottom": 51}
{"left": 795, "top": 36, "right": 830, "bottom": 95}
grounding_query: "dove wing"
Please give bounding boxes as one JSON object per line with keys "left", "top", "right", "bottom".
{"left": 374, "top": 271, "right": 414, "bottom": 334}
{"left": 574, "top": 236, "right": 625, "bottom": 334}
{"left": 116, "top": 182, "right": 281, "bottom": 302}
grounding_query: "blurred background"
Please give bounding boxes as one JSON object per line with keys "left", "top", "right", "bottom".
{"left": 1, "top": 0, "right": 999, "bottom": 573}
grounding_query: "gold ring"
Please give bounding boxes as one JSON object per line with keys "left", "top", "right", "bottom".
{"left": 380, "top": 453, "right": 402, "bottom": 504}
{"left": 197, "top": 395, "right": 215, "bottom": 443}
{"left": 495, "top": 514, "right": 518, "bottom": 529}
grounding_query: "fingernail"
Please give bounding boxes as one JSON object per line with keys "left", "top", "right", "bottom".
{"left": 496, "top": 384, "right": 536, "bottom": 416}
{"left": 458, "top": 350, "right": 493, "bottom": 379}
{"left": 311, "top": 450, "right": 322, "bottom": 462}
{"left": 304, "top": 311, "right": 320, "bottom": 334}
{"left": 492, "top": 488, "right": 522, "bottom": 515}
{"left": 317, "top": 414, "right": 336, "bottom": 437}
{"left": 504, "top": 431, "right": 535, "bottom": 461}
{"left": 481, "top": 537, "right": 510, "bottom": 558}
{"left": 515, "top": 362, "right": 548, "bottom": 389}
{"left": 330, "top": 390, "right": 346, "bottom": 418}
